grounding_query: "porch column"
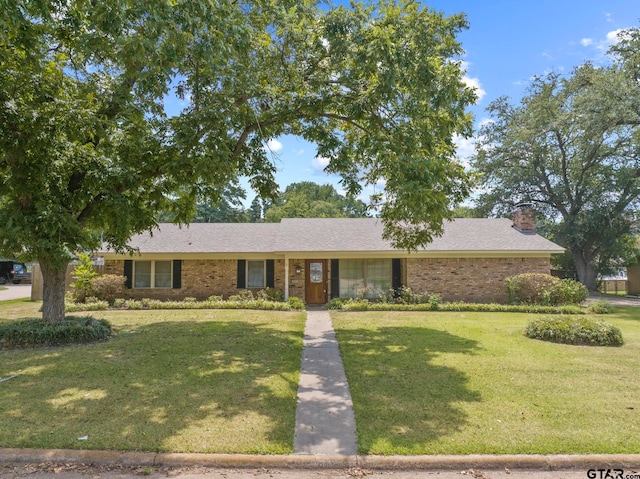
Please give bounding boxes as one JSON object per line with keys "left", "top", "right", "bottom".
{"left": 284, "top": 256, "right": 290, "bottom": 301}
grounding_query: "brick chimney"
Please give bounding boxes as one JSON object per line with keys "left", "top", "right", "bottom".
{"left": 513, "top": 203, "right": 536, "bottom": 233}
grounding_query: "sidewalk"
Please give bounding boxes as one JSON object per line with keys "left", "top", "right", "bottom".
{"left": 293, "top": 306, "right": 358, "bottom": 455}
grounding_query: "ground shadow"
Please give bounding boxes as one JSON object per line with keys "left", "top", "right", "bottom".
{"left": 606, "top": 305, "right": 640, "bottom": 322}
{"left": 0, "top": 316, "right": 303, "bottom": 453}
{"left": 334, "top": 324, "right": 482, "bottom": 454}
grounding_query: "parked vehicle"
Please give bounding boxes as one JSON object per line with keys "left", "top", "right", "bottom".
{"left": 0, "top": 261, "right": 32, "bottom": 284}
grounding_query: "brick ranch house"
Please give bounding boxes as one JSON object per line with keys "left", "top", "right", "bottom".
{"left": 99, "top": 210, "right": 563, "bottom": 304}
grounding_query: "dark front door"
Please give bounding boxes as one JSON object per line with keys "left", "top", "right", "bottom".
{"left": 305, "top": 260, "right": 327, "bottom": 304}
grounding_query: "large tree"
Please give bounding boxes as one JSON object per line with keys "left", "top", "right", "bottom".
{"left": 473, "top": 28, "right": 640, "bottom": 290}
{"left": 1, "top": 0, "right": 475, "bottom": 322}
{"left": 263, "top": 181, "right": 368, "bottom": 221}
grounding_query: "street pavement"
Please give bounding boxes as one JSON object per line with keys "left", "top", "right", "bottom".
{"left": 0, "top": 283, "right": 31, "bottom": 301}
{"left": 0, "top": 463, "right": 610, "bottom": 479}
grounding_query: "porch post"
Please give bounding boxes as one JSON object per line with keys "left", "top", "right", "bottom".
{"left": 284, "top": 256, "right": 290, "bottom": 301}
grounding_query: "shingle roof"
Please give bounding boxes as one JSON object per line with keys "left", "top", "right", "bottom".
{"left": 101, "top": 218, "right": 564, "bottom": 255}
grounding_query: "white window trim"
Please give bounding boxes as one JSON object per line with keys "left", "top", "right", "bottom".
{"left": 246, "top": 260, "right": 266, "bottom": 289}
{"left": 133, "top": 260, "right": 173, "bottom": 289}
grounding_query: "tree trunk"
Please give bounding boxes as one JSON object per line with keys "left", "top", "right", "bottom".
{"left": 571, "top": 247, "right": 598, "bottom": 292}
{"left": 40, "top": 258, "right": 68, "bottom": 323}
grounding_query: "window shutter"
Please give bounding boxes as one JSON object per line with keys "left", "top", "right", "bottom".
{"left": 172, "top": 260, "right": 182, "bottom": 289}
{"left": 237, "top": 260, "right": 246, "bottom": 288}
{"left": 124, "top": 260, "right": 133, "bottom": 289}
{"left": 392, "top": 258, "right": 402, "bottom": 294}
{"left": 266, "top": 260, "right": 275, "bottom": 288}
{"left": 330, "top": 259, "right": 340, "bottom": 299}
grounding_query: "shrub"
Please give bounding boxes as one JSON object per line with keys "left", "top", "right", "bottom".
{"left": 505, "top": 273, "right": 560, "bottom": 305}
{"left": 524, "top": 316, "right": 623, "bottom": 346}
{"left": 587, "top": 300, "right": 614, "bottom": 314}
{"left": 327, "top": 298, "right": 347, "bottom": 310}
{"left": 65, "top": 300, "right": 109, "bottom": 312}
{"left": 394, "top": 286, "right": 428, "bottom": 304}
{"left": 287, "top": 296, "right": 305, "bottom": 310}
{"left": 182, "top": 296, "right": 198, "bottom": 303}
{"left": 341, "top": 298, "right": 371, "bottom": 310}
{"left": 207, "top": 295, "right": 223, "bottom": 302}
{"left": 257, "top": 287, "right": 285, "bottom": 302}
{"left": 549, "top": 279, "right": 589, "bottom": 305}
{"left": 228, "top": 289, "right": 254, "bottom": 302}
{"left": 70, "top": 253, "right": 98, "bottom": 303}
{"left": 0, "top": 316, "right": 112, "bottom": 348}
{"left": 125, "top": 299, "right": 143, "bottom": 309}
{"left": 90, "top": 274, "right": 126, "bottom": 304}
{"left": 113, "top": 298, "right": 126, "bottom": 308}
{"left": 428, "top": 293, "right": 442, "bottom": 310}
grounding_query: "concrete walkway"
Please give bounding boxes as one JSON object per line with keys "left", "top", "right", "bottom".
{"left": 293, "top": 307, "right": 358, "bottom": 455}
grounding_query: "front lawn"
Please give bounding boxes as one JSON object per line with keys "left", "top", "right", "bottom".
{"left": 0, "top": 303, "right": 305, "bottom": 453}
{"left": 332, "top": 308, "right": 640, "bottom": 455}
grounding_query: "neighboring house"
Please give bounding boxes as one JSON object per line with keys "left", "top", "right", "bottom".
{"left": 99, "top": 209, "right": 564, "bottom": 304}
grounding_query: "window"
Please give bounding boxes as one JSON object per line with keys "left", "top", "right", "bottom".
{"left": 247, "top": 260, "right": 265, "bottom": 288}
{"left": 134, "top": 260, "right": 172, "bottom": 288}
{"left": 339, "top": 259, "right": 392, "bottom": 299}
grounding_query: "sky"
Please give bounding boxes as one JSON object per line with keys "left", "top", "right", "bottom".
{"left": 242, "top": 0, "right": 640, "bottom": 205}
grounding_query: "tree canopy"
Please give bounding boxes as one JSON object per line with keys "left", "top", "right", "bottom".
{"left": 158, "top": 183, "right": 249, "bottom": 223}
{"left": 1, "top": 0, "right": 476, "bottom": 321}
{"left": 263, "top": 181, "right": 368, "bottom": 222}
{"left": 472, "top": 27, "right": 640, "bottom": 290}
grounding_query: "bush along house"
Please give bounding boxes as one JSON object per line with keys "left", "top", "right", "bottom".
{"left": 99, "top": 210, "right": 564, "bottom": 304}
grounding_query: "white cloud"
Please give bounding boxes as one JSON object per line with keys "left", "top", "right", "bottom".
{"left": 605, "top": 29, "right": 624, "bottom": 46}
{"left": 460, "top": 61, "right": 486, "bottom": 102}
{"left": 453, "top": 134, "right": 476, "bottom": 168}
{"left": 463, "top": 75, "right": 486, "bottom": 101}
{"left": 605, "top": 12, "right": 613, "bottom": 23}
{"left": 581, "top": 28, "right": 626, "bottom": 61}
{"left": 266, "top": 139, "right": 283, "bottom": 152}
{"left": 312, "top": 156, "right": 330, "bottom": 172}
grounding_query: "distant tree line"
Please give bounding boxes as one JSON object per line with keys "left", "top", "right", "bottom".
{"left": 158, "top": 181, "right": 369, "bottom": 224}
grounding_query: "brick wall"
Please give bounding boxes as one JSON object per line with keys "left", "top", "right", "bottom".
{"left": 105, "top": 259, "right": 284, "bottom": 300}
{"left": 106, "top": 256, "right": 552, "bottom": 303}
{"left": 406, "top": 256, "right": 552, "bottom": 303}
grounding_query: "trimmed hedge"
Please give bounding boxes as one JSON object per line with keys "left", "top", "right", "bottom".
{"left": 524, "top": 316, "right": 623, "bottom": 346}
{"left": 65, "top": 296, "right": 306, "bottom": 312}
{"left": 327, "top": 298, "right": 588, "bottom": 314}
{"left": 0, "top": 316, "right": 112, "bottom": 349}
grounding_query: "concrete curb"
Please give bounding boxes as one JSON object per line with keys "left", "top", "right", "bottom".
{"left": 2, "top": 449, "right": 640, "bottom": 471}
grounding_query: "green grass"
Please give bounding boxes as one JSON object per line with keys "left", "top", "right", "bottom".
{"left": 332, "top": 308, "right": 640, "bottom": 455}
{"left": 0, "top": 302, "right": 305, "bottom": 453}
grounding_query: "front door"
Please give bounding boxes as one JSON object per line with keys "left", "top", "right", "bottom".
{"left": 305, "top": 260, "right": 327, "bottom": 304}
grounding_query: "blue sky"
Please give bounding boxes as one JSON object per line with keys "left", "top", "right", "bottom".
{"left": 246, "top": 1, "right": 640, "bottom": 204}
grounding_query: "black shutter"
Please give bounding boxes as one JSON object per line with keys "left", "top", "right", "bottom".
{"left": 172, "top": 260, "right": 182, "bottom": 289}
{"left": 124, "top": 260, "right": 133, "bottom": 289}
{"left": 237, "top": 260, "right": 246, "bottom": 288}
{"left": 392, "top": 258, "right": 402, "bottom": 295}
{"left": 330, "top": 259, "right": 340, "bottom": 299}
{"left": 266, "top": 260, "right": 275, "bottom": 288}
